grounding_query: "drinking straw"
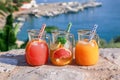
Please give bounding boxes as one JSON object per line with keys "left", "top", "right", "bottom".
{"left": 57, "top": 22, "right": 72, "bottom": 44}
{"left": 89, "top": 24, "right": 98, "bottom": 42}
{"left": 38, "top": 24, "right": 46, "bottom": 39}
{"left": 66, "top": 22, "right": 72, "bottom": 32}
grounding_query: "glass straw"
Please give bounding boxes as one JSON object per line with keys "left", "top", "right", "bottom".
{"left": 38, "top": 24, "right": 46, "bottom": 39}
{"left": 66, "top": 22, "right": 72, "bottom": 32}
{"left": 89, "top": 24, "right": 98, "bottom": 42}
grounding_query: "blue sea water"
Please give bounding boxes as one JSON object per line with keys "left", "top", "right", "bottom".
{"left": 17, "top": 0, "right": 120, "bottom": 42}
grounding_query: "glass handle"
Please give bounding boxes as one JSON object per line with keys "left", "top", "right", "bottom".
{"left": 69, "top": 34, "right": 75, "bottom": 49}
{"left": 46, "top": 34, "right": 50, "bottom": 47}
{"left": 28, "top": 31, "right": 32, "bottom": 41}
{"left": 96, "top": 34, "right": 100, "bottom": 46}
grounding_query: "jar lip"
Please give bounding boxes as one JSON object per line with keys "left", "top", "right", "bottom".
{"left": 78, "top": 29, "right": 98, "bottom": 37}
{"left": 78, "top": 29, "right": 90, "bottom": 35}
{"left": 51, "top": 29, "right": 71, "bottom": 34}
{"left": 78, "top": 29, "right": 90, "bottom": 32}
{"left": 51, "top": 29, "right": 59, "bottom": 33}
{"left": 27, "top": 29, "right": 46, "bottom": 33}
{"left": 27, "top": 29, "right": 46, "bottom": 37}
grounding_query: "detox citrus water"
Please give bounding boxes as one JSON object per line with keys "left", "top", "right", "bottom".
{"left": 50, "top": 30, "right": 74, "bottom": 66}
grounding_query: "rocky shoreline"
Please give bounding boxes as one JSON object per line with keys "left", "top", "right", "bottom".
{"left": 0, "top": 1, "right": 102, "bottom": 28}
{"left": 14, "top": 1, "right": 102, "bottom": 18}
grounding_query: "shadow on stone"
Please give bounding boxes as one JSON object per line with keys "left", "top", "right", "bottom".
{"left": 0, "top": 54, "right": 28, "bottom": 66}
{"left": 0, "top": 54, "right": 78, "bottom": 67}
{"left": 45, "top": 59, "right": 78, "bottom": 67}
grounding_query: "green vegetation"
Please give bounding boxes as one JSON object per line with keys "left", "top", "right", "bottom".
{"left": 0, "top": 14, "right": 19, "bottom": 51}
{"left": 57, "top": 37, "right": 67, "bottom": 44}
{"left": 45, "top": 26, "right": 59, "bottom": 33}
{"left": 99, "top": 36, "right": 120, "bottom": 48}
{"left": 13, "top": 0, "right": 31, "bottom": 7}
{"left": 20, "top": 39, "right": 28, "bottom": 49}
{"left": 114, "top": 36, "right": 120, "bottom": 43}
{"left": 13, "top": 0, "right": 31, "bottom": 3}
{"left": 0, "top": 0, "right": 31, "bottom": 51}
{"left": 0, "top": 0, "right": 31, "bottom": 17}
{"left": 0, "top": 0, "right": 120, "bottom": 51}
{"left": 0, "top": 0, "right": 18, "bottom": 14}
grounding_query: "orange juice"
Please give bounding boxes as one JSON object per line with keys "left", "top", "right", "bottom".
{"left": 75, "top": 39, "right": 99, "bottom": 66}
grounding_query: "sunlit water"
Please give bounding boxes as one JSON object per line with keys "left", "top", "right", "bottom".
{"left": 17, "top": 0, "right": 120, "bottom": 42}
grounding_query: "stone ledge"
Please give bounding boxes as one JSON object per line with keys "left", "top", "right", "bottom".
{"left": 0, "top": 48, "right": 120, "bottom": 80}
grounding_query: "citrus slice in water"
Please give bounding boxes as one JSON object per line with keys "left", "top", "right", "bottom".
{"left": 53, "top": 48, "right": 71, "bottom": 59}
{"left": 50, "top": 42, "right": 61, "bottom": 50}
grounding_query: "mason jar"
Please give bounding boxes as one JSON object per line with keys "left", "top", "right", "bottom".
{"left": 25, "top": 29, "right": 49, "bottom": 66}
{"left": 75, "top": 30, "right": 99, "bottom": 66}
{"left": 50, "top": 30, "right": 74, "bottom": 66}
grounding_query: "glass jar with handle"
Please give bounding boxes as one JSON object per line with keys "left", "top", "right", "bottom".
{"left": 50, "top": 30, "right": 74, "bottom": 66}
{"left": 75, "top": 29, "right": 99, "bottom": 66}
{"left": 25, "top": 28, "right": 50, "bottom": 66}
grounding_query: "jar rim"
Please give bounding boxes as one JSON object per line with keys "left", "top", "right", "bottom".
{"left": 51, "top": 29, "right": 72, "bottom": 34}
{"left": 27, "top": 29, "right": 46, "bottom": 37}
{"left": 78, "top": 29, "right": 91, "bottom": 35}
{"left": 27, "top": 29, "right": 46, "bottom": 33}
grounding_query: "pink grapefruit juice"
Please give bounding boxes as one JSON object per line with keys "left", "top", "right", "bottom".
{"left": 25, "top": 39, "right": 49, "bottom": 66}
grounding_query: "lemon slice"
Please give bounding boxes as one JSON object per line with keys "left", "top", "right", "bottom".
{"left": 50, "top": 42, "right": 61, "bottom": 50}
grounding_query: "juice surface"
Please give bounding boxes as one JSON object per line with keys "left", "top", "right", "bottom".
{"left": 75, "top": 40, "right": 99, "bottom": 66}
{"left": 25, "top": 39, "right": 49, "bottom": 66}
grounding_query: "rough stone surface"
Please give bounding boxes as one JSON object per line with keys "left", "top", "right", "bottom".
{"left": 100, "top": 48, "right": 120, "bottom": 66}
{"left": 8, "top": 66, "right": 87, "bottom": 80}
{"left": 0, "top": 58, "right": 18, "bottom": 73}
{"left": 0, "top": 48, "right": 120, "bottom": 80}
